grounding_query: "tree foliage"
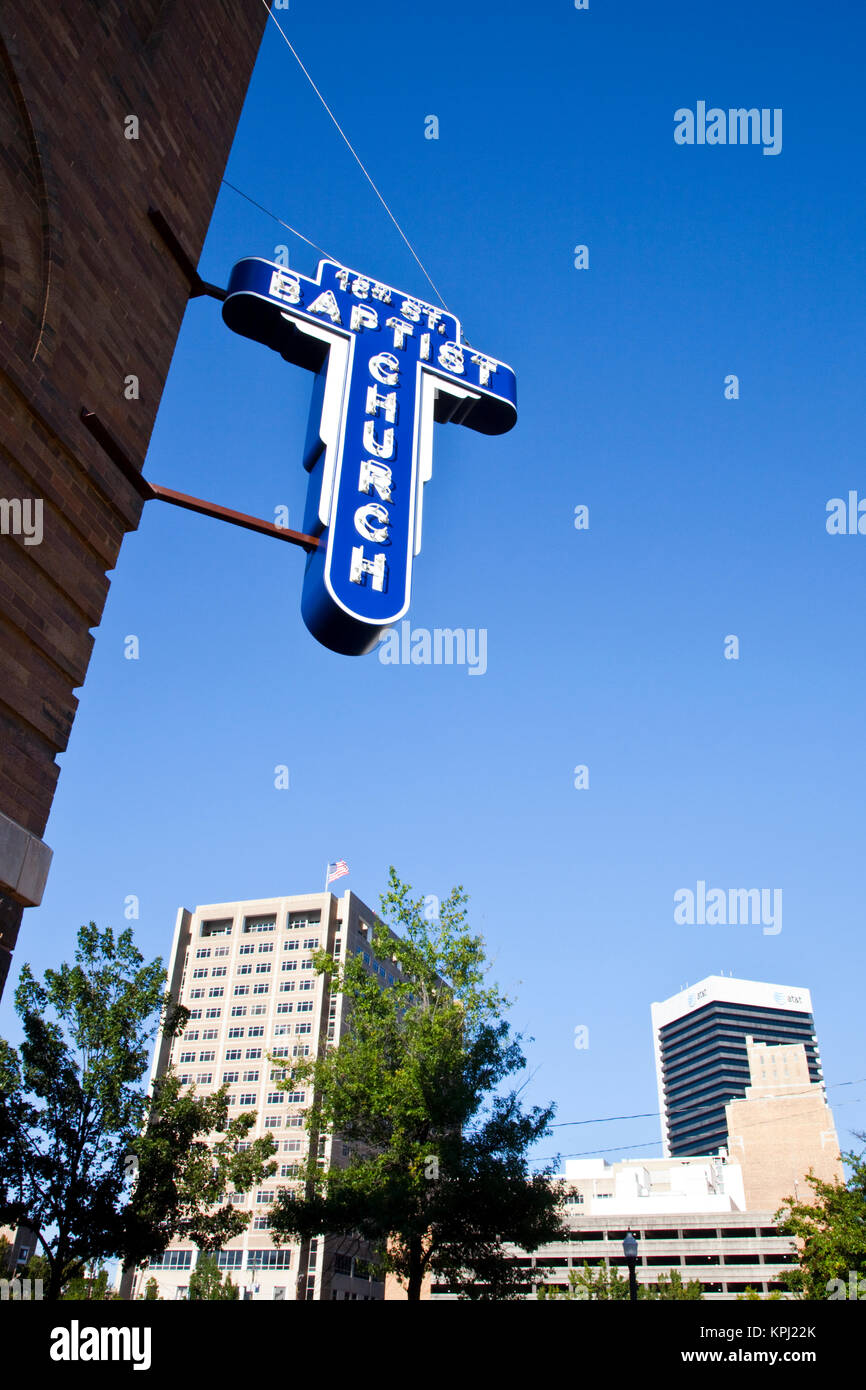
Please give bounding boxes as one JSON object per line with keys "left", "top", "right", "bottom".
{"left": 0, "top": 922, "right": 275, "bottom": 1298}
{"left": 188, "top": 1252, "right": 240, "bottom": 1300}
{"left": 269, "top": 869, "right": 567, "bottom": 1299}
{"left": 537, "top": 1263, "right": 703, "bottom": 1300}
{"left": 775, "top": 1142, "right": 866, "bottom": 1299}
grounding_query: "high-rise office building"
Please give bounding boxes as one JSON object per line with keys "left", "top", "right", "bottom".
{"left": 651, "top": 977, "right": 824, "bottom": 1158}
{"left": 132, "top": 889, "right": 397, "bottom": 1301}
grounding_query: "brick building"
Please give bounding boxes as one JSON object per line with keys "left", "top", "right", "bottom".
{"left": 725, "top": 1037, "right": 843, "bottom": 1212}
{"left": 0, "top": 1, "right": 268, "bottom": 994}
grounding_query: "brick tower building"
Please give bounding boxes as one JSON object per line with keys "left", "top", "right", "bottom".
{"left": 0, "top": 1, "right": 268, "bottom": 995}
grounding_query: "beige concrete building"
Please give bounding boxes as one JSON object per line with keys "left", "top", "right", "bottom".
{"left": 429, "top": 1155, "right": 798, "bottom": 1300}
{"left": 131, "top": 889, "right": 399, "bottom": 1301}
{"left": 725, "top": 1037, "right": 843, "bottom": 1214}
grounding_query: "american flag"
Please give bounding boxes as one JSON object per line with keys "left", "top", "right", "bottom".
{"left": 327, "top": 859, "right": 349, "bottom": 884}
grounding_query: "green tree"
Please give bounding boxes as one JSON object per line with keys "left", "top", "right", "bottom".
{"left": 775, "top": 1142, "right": 866, "bottom": 1299}
{"left": 188, "top": 1252, "right": 240, "bottom": 1300}
{"left": 0, "top": 922, "right": 275, "bottom": 1299}
{"left": 62, "top": 1264, "right": 119, "bottom": 1300}
{"left": 644, "top": 1268, "right": 704, "bottom": 1300}
{"left": 269, "top": 869, "right": 567, "bottom": 1300}
{"left": 537, "top": 1263, "right": 703, "bottom": 1300}
{"left": 142, "top": 1276, "right": 162, "bottom": 1300}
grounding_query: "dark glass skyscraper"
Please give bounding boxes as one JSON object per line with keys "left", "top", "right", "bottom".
{"left": 651, "top": 977, "right": 822, "bottom": 1157}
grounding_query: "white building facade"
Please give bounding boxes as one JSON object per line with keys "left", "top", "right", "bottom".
{"left": 132, "top": 890, "right": 397, "bottom": 1301}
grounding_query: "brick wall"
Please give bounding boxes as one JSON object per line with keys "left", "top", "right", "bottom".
{"left": 0, "top": 0, "right": 268, "bottom": 993}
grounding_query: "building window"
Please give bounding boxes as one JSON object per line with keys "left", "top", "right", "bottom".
{"left": 303, "top": 938, "right": 319, "bottom": 950}
{"left": 254, "top": 1216, "right": 271, "bottom": 1230}
{"left": 201, "top": 919, "right": 233, "bottom": 938}
{"left": 243, "top": 916, "right": 276, "bottom": 934}
{"left": 189, "top": 988, "right": 204, "bottom": 1000}
{"left": 284, "top": 1090, "right": 305, "bottom": 1104}
{"left": 267, "top": 1092, "right": 283, "bottom": 1105}
{"left": 189, "top": 1010, "right": 202, "bottom": 1020}
{"left": 231, "top": 1006, "right": 247, "bottom": 1018}
{"left": 238, "top": 1093, "right": 256, "bottom": 1106}
{"left": 264, "top": 1116, "right": 282, "bottom": 1129}
{"left": 274, "top": 1024, "right": 291, "bottom": 1036}
{"left": 239, "top": 944, "right": 254, "bottom": 956}
{"left": 297, "top": 1002, "right": 314, "bottom": 1013}
{"left": 295, "top": 1022, "right": 312, "bottom": 1035}
{"left": 289, "top": 912, "right": 320, "bottom": 930}
{"left": 256, "top": 1190, "right": 274, "bottom": 1204}
{"left": 199, "top": 1050, "right": 215, "bottom": 1062}
{"left": 253, "top": 984, "right": 269, "bottom": 995}
{"left": 228, "top": 1027, "right": 245, "bottom": 1039}
{"left": 179, "top": 1051, "right": 195, "bottom": 1063}
{"left": 195, "top": 949, "right": 212, "bottom": 960}
{"left": 202, "top": 1028, "right": 218, "bottom": 1041}
{"left": 245, "top": 1048, "right": 262, "bottom": 1059}
{"left": 234, "top": 985, "right": 249, "bottom": 996}
{"left": 225, "top": 1048, "right": 242, "bottom": 1060}
{"left": 211, "top": 966, "right": 227, "bottom": 978}
{"left": 280, "top": 982, "right": 295, "bottom": 994}
{"left": 222, "top": 1071, "right": 239, "bottom": 1084}
{"left": 255, "top": 963, "right": 271, "bottom": 974}
{"left": 248, "top": 1026, "right": 265, "bottom": 1037}
{"left": 251, "top": 1004, "right": 268, "bottom": 1016}
{"left": 214, "top": 945, "right": 230, "bottom": 958}
{"left": 247, "top": 1250, "right": 291, "bottom": 1270}
{"left": 284, "top": 940, "right": 299, "bottom": 953}
{"left": 215, "top": 1250, "right": 243, "bottom": 1269}
{"left": 192, "top": 968, "right": 208, "bottom": 979}
{"left": 205, "top": 1008, "right": 221, "bottom": 1019}
{"left": 149, "top": 1249, "right": 193, "bottom": 1270}
{"left": 258, "top": 943, "right": 274, "bottom": 955}
{"left": 293, "top": 1045, "right": 311, "bottom": 1058}
{"left": 298, "top": 979, "right": 315, "bottom": 992}
{"left": 237, "top": 964, "right": 252, "bottom": 976}
{"left": 198, "top": 1073, "right": 213, "bottom": 1085}
{"left": 277, "top": 1003, "right": 293, "bottom": 1013}
{"left": 243, "top": 1070, "right": 260, "bottom": 1082}
{"left": 281, "top": 960, "right": 297, "bottom": 973}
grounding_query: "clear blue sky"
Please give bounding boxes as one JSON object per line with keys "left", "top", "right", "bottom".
{"left": 4, "top": 0, "right": 865, "bottom": 1169}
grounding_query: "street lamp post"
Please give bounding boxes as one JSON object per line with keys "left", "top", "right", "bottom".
{"left": 623, "top": 1231, "right": 639, "bottom": 1302}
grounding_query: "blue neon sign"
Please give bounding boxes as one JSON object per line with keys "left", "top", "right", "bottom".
{"left": 222, "top": 257, "right": 517, "bottom": 655}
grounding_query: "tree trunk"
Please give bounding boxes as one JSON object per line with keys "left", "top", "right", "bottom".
{"left": 406, "top": 1235, "right": 423, "bottom": 1301}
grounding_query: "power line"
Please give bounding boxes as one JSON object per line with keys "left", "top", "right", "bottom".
{"left": 532, "top": 1092, "right": 865, "bottom": 1168}
{"left": 258, "top": 0, "right": 451, "bottom": 312}
{"left": 548, "top": 1075, "right": 866, "bottom": 1132}
{"left": 220, "top": 178, "right": 336, "bottom": 261}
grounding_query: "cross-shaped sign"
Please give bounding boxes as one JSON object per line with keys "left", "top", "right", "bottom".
{"left": 222, "top": 257, "right": 517, "bottom": 655}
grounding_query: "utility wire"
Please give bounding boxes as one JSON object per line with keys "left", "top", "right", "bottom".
{"left": 258, "top": 0, "right": 451, "bottom": 312}
{"left": 221, "top": 179, "right": 337, "bottom": 262}
{"left": 548, "top": 1075, "right": 866, "bottom": 1131}
{"left": 532, "top": 1093, "right": 865, "bottom": 1168}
